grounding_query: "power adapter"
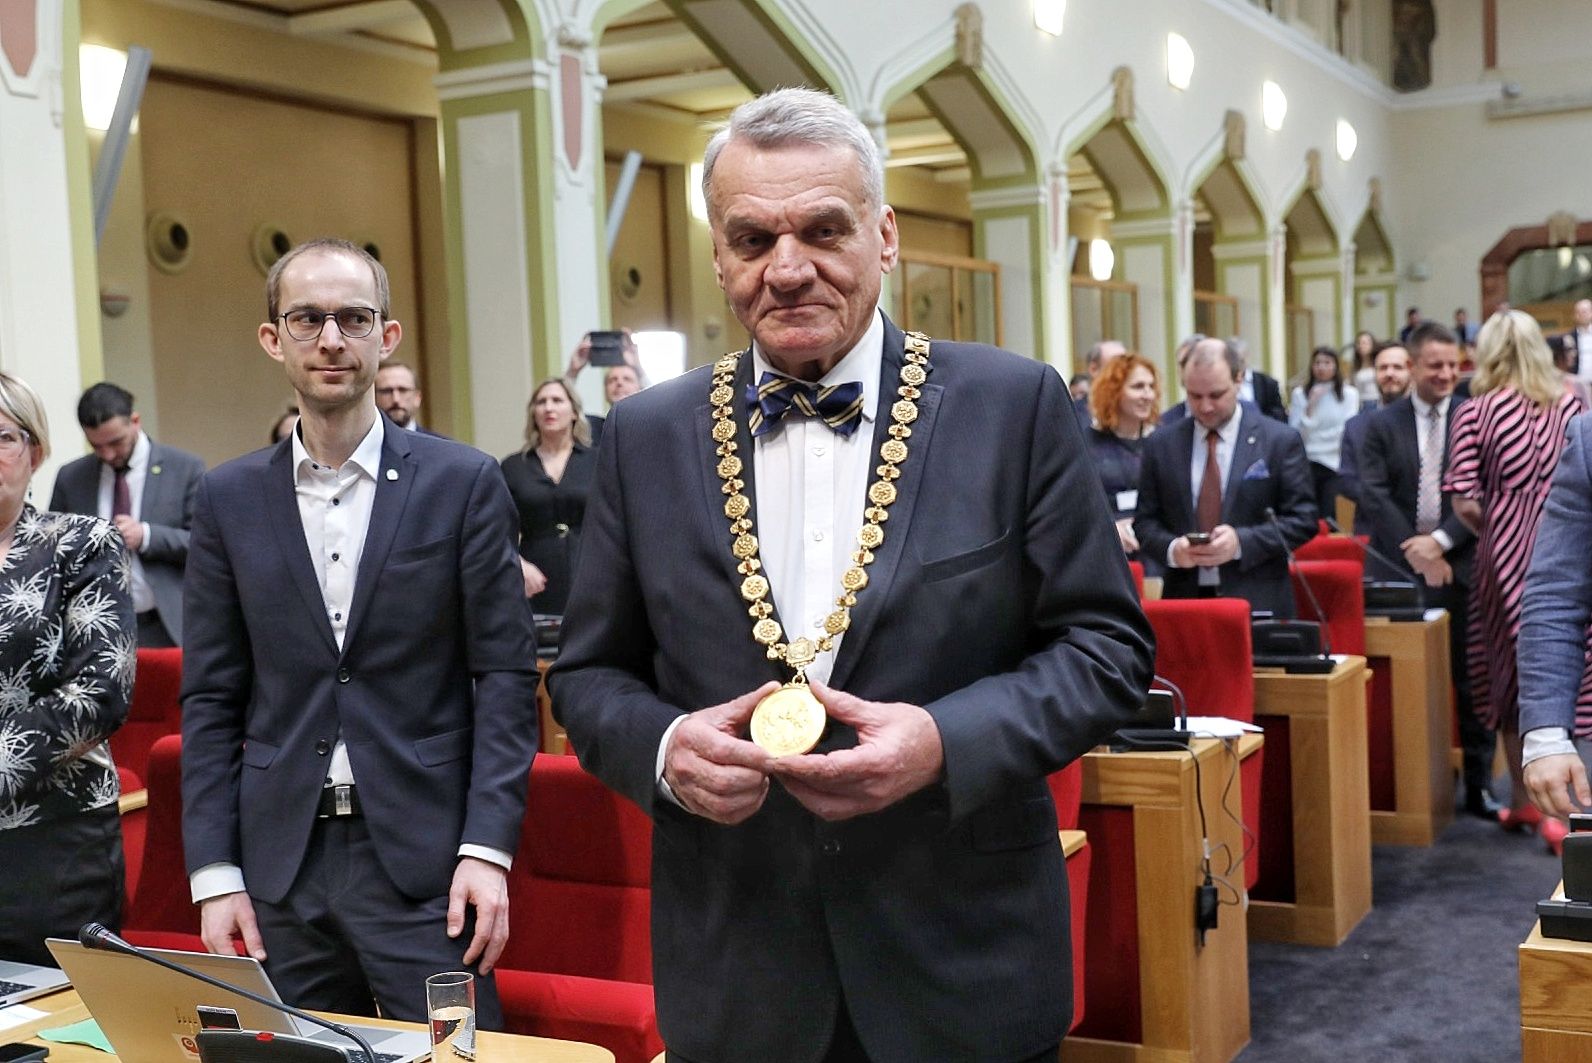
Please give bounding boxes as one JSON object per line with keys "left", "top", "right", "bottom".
{"left": 1195, "top": 879, "right": 1220, "bottom": 945}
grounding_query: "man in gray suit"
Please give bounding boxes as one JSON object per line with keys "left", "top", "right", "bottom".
{"left": 49, "top": 382, "right": 204, "bottom": 647}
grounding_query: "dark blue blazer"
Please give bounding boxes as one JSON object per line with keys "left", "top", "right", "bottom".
{"left": 1134, "top": 406, "right": 1317, "bottom": 617}
{"left": 1356, "top": 396, "right": 1475, "bottom": 585}
{"left": 549, "top": 318, "right": 1153, "bottom": 1063}
{"left": 180, "top": 418, "right": 538, "bottom": 903}
{"left": 1519, "top": 415, "right": 1592, "bottom": 735}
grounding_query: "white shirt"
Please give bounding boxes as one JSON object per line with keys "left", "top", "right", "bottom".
{"left": 1239, "top": 370, "right": 1257, "bottom": 406}
{"left": 95, "top": 432, "right": 155, "bottom": 613}
{"left": 1410, "top": 393, "right": 1455, "bottom": 553}
{"left": 655, "top": 309, "right": 886, "bottom": 798}
{"left": 1576, "top": 326, "right": 1592, "bottom": 381}
{"left": 1172, "top": 409, "right": 1243, "bottom": 586}
{"left": 192, "top": 416, "right": 508, "bottom": 903}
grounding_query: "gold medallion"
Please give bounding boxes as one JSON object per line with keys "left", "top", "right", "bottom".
{"left": 868, "top": 481, "right": 898, "bottom": 507}
{"left": 741, "top": 575, "right": 770, "bottom": 601}
{"left": 891, "top": 400, "right": 918, "bottom": 424}
{"left": 858, "top": 524, "right": 884, "bottom": 549}
{"left": 717, "top": 455, "right": 743, "bottom": 478}
{"left": 712, "top": 419, "right": 736, "bottom": 442}
{"left": 879, "top": 439, "right": 908, "bottom": 464}
{"left": 750, "top": 683, "right": 827, "bottom": 756}
{"left": 724, "top": 495, "right": 750, "bottom": 519}
{"left": 710, "top": 384, "right": 735, "bottom": 406}
{"left": 753, "top": 618, "right": 783, "bottom": 644}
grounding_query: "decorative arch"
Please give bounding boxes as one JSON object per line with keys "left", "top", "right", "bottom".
{"left": 411, "top": 0, "right": 540, "bottom": 68}
{"left": 655, "top": 0, "right": 845, "bottom": 98}
{"left": 1279, "top": 151, "right": 1348, "bottom": 377}
{"left": 1352, "top": 188, "right": 1398, "bottom": 341}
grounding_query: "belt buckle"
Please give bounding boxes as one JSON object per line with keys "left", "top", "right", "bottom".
{"left": 333, "top": 784, "right": 354, "bottom": 817}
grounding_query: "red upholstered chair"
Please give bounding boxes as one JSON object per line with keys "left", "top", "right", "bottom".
{"left": 1292, "top": 558, "right": 1366, "bottom": 657}
{"left": 122, "top": 734, "right": 209, "bottom": 953}
{"left": 1127, "top": 561, "right": 1146, "bottom": 600}
{"left": 1047, "top": 761, "right": 1090, "bottom": 1033}
{"left": 110, "top": 648, "right": 184, "bottom": 791}
{"left": 498, "top": 755, "right": 658, "bottom": 1063}
{"left": 1074, "top": 598, "right": 1258, "bottom": 1047}
{"left": 1295, "top": 534, "right": 1366, "bottom": 565}
{"left": 117, "top": 765, "right": 148, "bottom": 914}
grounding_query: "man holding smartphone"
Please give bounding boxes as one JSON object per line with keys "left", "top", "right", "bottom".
{"left": 562, "top": 330, "right": 645, "bottom": 442}
{"left": 1134, "top": 337, "right": 1316, "bottom": 616}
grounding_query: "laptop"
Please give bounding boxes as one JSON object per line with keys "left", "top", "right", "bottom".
{"left": 45, "top": 939, "right": 430, "bottom": 1063}
{"left": 0, "top": 959, "right": 69, "bottom": 1007}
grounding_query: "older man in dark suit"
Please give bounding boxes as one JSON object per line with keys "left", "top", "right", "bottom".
{"left": 550, "top": 88, "right": 1153, "bottom": 1063}
{"left": 1358, "top": 321, "right": 1497, "bottom": 817}
{"left": 1135, "top": 337, "right": 1316, "bottom": 617}
{"left": 50, "top": 382, "right": 204, "bottom": 647}
{"left": 181, "top": 238, "right": 537, "bottom": 1023}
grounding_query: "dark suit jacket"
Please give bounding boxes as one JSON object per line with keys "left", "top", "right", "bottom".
{"left": 548, "top": 318, "right": 1154, "bottom": 1063}
{"left": 1520, "top": 414, "right": 1592, "bottom": 734}
{"left": 1250, "top": 369, "right": 1288, "bottom": 422}
{"left": 1134, "top": 407, "right": 1317, "bottom": 617}
{"left": 50, "top": 439, "right": 203, "bottom": 641}
{"left": 1356, "top": 395, "right": 1475, "bottom": 585}
{"left": 180, "top": 419, "right": 538, "bottom": 903}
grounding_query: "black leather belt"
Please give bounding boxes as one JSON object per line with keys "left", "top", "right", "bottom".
{"left": 316, "top": 784, "right": 362, "bottom": 818}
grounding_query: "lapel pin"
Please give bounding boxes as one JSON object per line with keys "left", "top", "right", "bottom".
{"left": 151, "top": 465, "right": 162, "bottom": 475}
{"left": 386, "top": 469, "right": 399, "bottom": 481}
{"left": 1246, "top": 436, "right": 1256, "bottom": 445}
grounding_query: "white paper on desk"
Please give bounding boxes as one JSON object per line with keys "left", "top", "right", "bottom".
{"left": 0, "top": 1003, "right": 47, "bottom": 1031}
{"left": 1424, "top": 607, "right": 1446, "bottom": 623}
{"left": 1183, "top": 716, "right": 1263, "bottom": 738}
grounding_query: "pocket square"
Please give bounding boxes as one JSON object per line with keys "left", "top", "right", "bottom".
{"left": 1242, "top": 459, "right": 1271, "bottom": 481}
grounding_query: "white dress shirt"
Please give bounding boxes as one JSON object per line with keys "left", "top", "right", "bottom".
{"left": 95, "top": 431, "right": 155, "bottom": 613}
{"left": 1410, "top": 393, "right": 1455, "bottom": 553}
{"left": 1576, "top": 326, "right": 1592, "bottom": 381}
{"left": 1171, "top": 409, "right": 1243, "bottom": 586}
{"left": 655, "top": 309, "right": 886, "bottom": 797}
{"left": 192, "top": 416, "right": 508, "bottom": 903}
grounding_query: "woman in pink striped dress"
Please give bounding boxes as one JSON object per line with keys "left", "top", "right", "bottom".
{"left": 1445, "top": 310, "right": 1588, "bottom": 846}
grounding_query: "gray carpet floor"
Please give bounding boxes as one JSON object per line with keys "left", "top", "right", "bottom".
{"left": 1240, "top": 798, "right": 1562, "bottom": 1062}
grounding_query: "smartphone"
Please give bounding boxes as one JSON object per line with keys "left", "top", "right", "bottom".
{"left": 586, "top": 330, "right": 627, "bottom": 367}
{"left": 1185, "top": 532, "right": 1212, "bottom": 546}
{"left": 0, "top": 1044, "right": 50, "bottom": 1062}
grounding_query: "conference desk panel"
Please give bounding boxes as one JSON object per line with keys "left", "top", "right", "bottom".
{"left": 1521, "top": 898, "right": 1592, "bottom": 1062}
{"left": 1068, "top": 734, "right": 1261, "bottom": 1063}
{"left": 5, "top": 988, "right": 614, "bottom": 1063}
{"left": 1363, "top": 613, "right": 1454, "bottom": 847}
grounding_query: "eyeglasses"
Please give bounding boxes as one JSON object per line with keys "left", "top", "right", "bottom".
{"left": 0, "top": 426, "right": 32, "bottom": 458}
{"left": 278, "top": 306, "right": 381, "bottom": 342}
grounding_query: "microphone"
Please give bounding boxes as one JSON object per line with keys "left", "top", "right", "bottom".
{"left": 78, "top": 924, "right": 380, "bottom": 1063}
{"left": 1110, "top": 674, "right": 1193, "bottom": 750}
{"left": 1264, "top": 506, "right": 1331, "bottom": 656}
{"left": 1249, "top": 508, "right": 1334, "bottom": 673}
{"left": 1320, "top": 516, "right": 1427, "bottom": 614}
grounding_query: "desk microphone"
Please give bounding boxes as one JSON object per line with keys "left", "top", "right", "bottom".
{"left": 1320, "top": 516, "right": 1427, "bottom": 613}
{"left": 1265, "top": 506, "right": 1332, "bottom": 657}
{"left": 77, "top": 924, "right": 379, "bottom": 1063}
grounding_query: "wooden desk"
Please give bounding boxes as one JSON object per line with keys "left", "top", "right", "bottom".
{"left": 1249, "top": 657, "right": 1373, "bottom": 947}
{"left": 536, "top": 659, "right": 568, "bottom": 755}
{"left": 6, "top": 987, "right": 614, "bottom": 1062}
{"left": 1364, "top": 613, "right": 1454, "bottom": 847}
{"left": 1521, "top": 897, "right": 1592, "bottom": 1061}
{"left": 1067, "top": 735, "right": 1261, "bottom": 1063}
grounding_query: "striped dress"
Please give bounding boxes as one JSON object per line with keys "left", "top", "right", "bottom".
{"left": 1444, "top": 387, "right": 1589, "bottom": 731}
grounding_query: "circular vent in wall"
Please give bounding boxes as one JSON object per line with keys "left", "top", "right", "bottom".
{"left": 145, "top": 211, "right": 193, "bottom": 274}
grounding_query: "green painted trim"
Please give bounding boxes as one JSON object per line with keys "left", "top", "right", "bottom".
{"left": 61, "top": 0, "right": 103, "bottom": 386}
{"left": 663, "top": 0, "right": 839, "bottom": 93}
{"left": 1192, "top": 158, "right": 1265, "bottom": 243}
{"left": 1113, "top": 229, "right": 1178, "bottom": 374}
{"left": 879, "top": 44, "right": 956, "bottom": 111}
{"left": 1078, "top": 124, "right": 1171, "bottom": 218}
{"left": 415, "top": 0, "right": 541, "bottom": 68}
{"left": 916, "top": 70, "right": 1038, "bottom": 186}
{"left": 973, "top": 201, "right": 1046, "bottom": 359}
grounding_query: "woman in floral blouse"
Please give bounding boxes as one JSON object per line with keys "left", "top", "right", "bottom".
{"left": 0, "top": 374, "right": 134, "bottom": 965}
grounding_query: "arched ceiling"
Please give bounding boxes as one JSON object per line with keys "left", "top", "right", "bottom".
{"left": 1284, "top": 188, "right": 1338, "bottom": 258}
{"left": 1077, "top": 121, "right": 1167, "bottom": 218}
{"left": 1194, "top": 160, "right": 1264, "bottom": 241}
{"left": 1354, "top": 211, "right": 1393, "bottom": 274}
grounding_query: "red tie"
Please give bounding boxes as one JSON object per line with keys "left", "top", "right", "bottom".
{"left": 1196, "top": 430, "right": 1222, "bottom": 533}
{"left": 113, "top": 467, "right": 132, "bottom": 520}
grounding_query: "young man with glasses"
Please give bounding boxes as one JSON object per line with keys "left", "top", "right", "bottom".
{"left": 180, "top": 237, "right": 537, "bottom": 1024}
{"left": 49, "top": 381, "right": 204, "bottom": 648}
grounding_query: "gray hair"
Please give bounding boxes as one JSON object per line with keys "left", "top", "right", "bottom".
{"left": 702, "top": 87, "right": 885, "bottom": 221}
{"left": 1183, "top": 337, "right": 1243, "bottom": 381}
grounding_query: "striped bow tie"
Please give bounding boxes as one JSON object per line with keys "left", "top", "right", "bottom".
{"left": 746, "top": 373, "right": 865, "bottom": 438}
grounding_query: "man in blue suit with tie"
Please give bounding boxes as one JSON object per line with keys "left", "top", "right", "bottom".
{"left": 180, "top": 238, "right": 537, "bottom": 1023}
{"left": 550, "top": 88, "right": 1153, "bottom": 1063}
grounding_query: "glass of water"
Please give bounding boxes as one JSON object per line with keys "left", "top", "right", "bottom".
{"left": 425, "top": 971, "right": 476, "bottom": 1061}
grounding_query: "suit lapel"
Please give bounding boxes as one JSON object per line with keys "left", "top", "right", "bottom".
{"left": 263, "top": 441, "right": 339, "bottom": 655}
{"left": 1397, "top": 400, "right": 1421, "bottom": 485}
{"left": 830, "top": 321, "right": 936, "bottom": 691}
{"left": 1222, "top": 410, "right": 1261, "bottom": 520}
{"left": 343, "top": 425, "right": 415, "bottom": 649}
{"left": 1174, "top": 420, "right": 1199, "bottom": 527}
{"left": 141, "top": 442, "right": 166, "bottom": 519}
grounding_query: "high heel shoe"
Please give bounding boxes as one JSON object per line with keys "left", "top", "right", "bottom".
{"left": 1542, "top": 816, "right": 1569, "bottom": 857}
{"left": 1499, "top": 804, "right": 1544, "bottom": 832}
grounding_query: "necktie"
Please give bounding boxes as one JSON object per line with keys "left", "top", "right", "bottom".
{"left": 1196, "top": 429, "right": 1222, "bottom": 533}
{"left": 112, "top": 466, "right": 132, "bottom": 520}
{"left": 1416, "top": 406, "right": 1442, "bottom": 534}
{"left": 747, "top": 373, "right": 865, "bottom": 439}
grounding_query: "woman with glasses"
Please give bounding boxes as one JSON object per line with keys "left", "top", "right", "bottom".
{"left": 500, "top": 379, "right": 596, "bottom": 617}
{"left": 0, "top": 374, "right": 135, "bottom": 965}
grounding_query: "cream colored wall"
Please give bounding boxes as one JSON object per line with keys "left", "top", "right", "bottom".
{"left": 138, "top": 77, "right": 419, "bottom": 467}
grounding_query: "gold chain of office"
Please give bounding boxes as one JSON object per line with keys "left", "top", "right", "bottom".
{"left": 709, "top": 331, "right": 933, "bottom": 681}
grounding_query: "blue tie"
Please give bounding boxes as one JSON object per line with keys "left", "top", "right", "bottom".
{"left": 746, "top": 373, "right": 865, "bottom": 439}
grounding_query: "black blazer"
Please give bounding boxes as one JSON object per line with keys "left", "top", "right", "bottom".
{"left": 180, "top": 419, "right": 538, "bottom": 903}
{"left": 1357, "top": 395, "right": 1475, "bottom": 584}
{"left": 549, "top": 317, "right": 1153, "bottom": 1063}
{"left": 1134, "top": 406, "right": 1317, "bottom": 617}
{"left": 50, "top": 440, "right": 203, "bottom": 641}
{"left": 1250, "top": 369, "right": 1288, "bottom": 423}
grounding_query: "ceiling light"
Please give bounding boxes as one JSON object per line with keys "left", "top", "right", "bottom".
{"left": 1089, "top": 239, "right": 1115, "bottom": 282}
{"left": 1167, "top": 33, "right": 1194, "bottom": 91}
{"left": 1336, "top": 119, "right": 1357, "bottom": 161}
{"left": 1262, "top": 80, "right": 1287, "bottom": 131}
{"left": 80, "top": 44, "right": 128, "bottom": 132}
{"left": 632, "top": 330, "right": 686, "bottom": 384}
{"left": 1033, "top": 0, "right": 1066, "bottom": 36}
{"left": 1559, "top": 246, "right": 1575, "bottom": 270}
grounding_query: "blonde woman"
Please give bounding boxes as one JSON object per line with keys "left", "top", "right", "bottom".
{"left": 499, "top": 378, "right": 594, "bottom": 614}
{"left": 1444, "top": 310, "right": 1587, "bottom": 852}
